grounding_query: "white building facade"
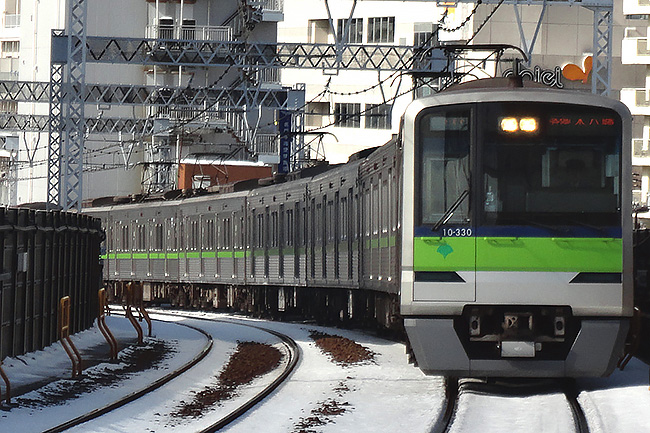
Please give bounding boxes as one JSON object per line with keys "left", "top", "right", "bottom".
{"left": 279, "top": 0, "right": 642, "bottom": 166}
{"left": 621, "top": 0, "right": 650, "bottom": 208}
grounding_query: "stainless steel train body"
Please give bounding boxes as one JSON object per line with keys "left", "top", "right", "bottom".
{"left": 88, "top": 84, "right": 632, "bottom": 378}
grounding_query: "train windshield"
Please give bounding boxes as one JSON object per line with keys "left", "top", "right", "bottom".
{"left": 482, "top": 102, "right": 622, "bottom": 229}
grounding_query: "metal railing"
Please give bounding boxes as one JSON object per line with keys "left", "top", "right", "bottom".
{"left": 3, "top": 13, "right": 19, "bottom": 28}
{"left": 251, "top": 0, "right": 284, "bottom": 11}
{"left": 254, "top": 134, "right": 278, "bottom": 155}
{"left": 145, "top": 24, "right": 232, "bottom": 42}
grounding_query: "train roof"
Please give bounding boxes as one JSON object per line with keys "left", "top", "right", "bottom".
{"left": 406, "top": 79, "right": 631, "bottom": 120}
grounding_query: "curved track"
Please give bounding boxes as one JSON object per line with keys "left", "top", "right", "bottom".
{"left": 155, "top": 312, "right": 302, "bottom": 433}
{"left": 438, "top": 378, "right": 590, "bottom": 433}
{"left": 46, "top": 311, "right": 300, "bottom": 433}
{"left": 44, "top": 319, "right": 214, "bottom": 433}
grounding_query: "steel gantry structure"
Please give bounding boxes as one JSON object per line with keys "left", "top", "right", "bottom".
{"left": 0, "top": 0, "right": 614, "bottom": 210}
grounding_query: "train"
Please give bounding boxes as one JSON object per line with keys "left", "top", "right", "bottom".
{"left": 86, "top": 78, "right": 634, "bottom": 377}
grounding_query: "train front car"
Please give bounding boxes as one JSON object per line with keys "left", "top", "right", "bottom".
{"left": 401, "top": 87, "right": 633, "bottom": 377}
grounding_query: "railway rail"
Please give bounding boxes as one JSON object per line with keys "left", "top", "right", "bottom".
{"left": 49, "top": 310, "right": 300, "bottom": 433}
{"left": 438, "top": 378, "right": 591, "bottom": 433}
{"left": 44, "top": 318, "right": 214, "bottom": 433}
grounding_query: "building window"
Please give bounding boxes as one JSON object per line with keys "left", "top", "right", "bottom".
{"left": 4, "top": 0, "right": 20, "bottom": 28}
{"left": 306, "top": 101, "right": 330, "bottom": 127}
{"left": 308, "top": 19, "right": 332, "bottom": 44}
{"left": 368, "top": 17, "right": 395, "bottom": 43}
{"left": 1, "top": 41, "right": 19, "bottom": 58}
{"left": 337, "top": 18, "right": 363, "bottom": 43}
{"left": 414, "top": 23, "right": 438, "bottom": 47}
{"left": 365, "top": 104, "right": 391, "bottom": 129}
{"left": 334, "top": 103, "right": 361, "bottom": 128}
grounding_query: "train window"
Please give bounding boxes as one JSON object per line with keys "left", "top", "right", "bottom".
{"left": 120, "top": 223, "right": 129, "bottom": 251}
{"left": 271, "top": 212, "right": 279, "bottom": 248}
{"left": 153, "top": 224, "right": 163, "bottom": 251}
{"left": 340, "top": 197, "right": 348, "bottom": 241}
{"left": 168, "top": 218, "right": 177, "bottom": 251}
{"left": 482, "top": 102, "right": 621, "bottom": 228}
{"left": 179, "top": 220, "right": 185, "bottom": 250}
{"left": 286, "top": 209, "right": 294, "bottom": 247}
{"left": 417, "top": 107, "right": 471, "bottom": 227}
{"left": 224, "top": 218, "right": 232, "bottom": 249}
{"left": 189, "top": 220, "right": 199, "bottom": 251}
{"left": 372, "top": 183, "right": 379, "bottom": 235}
{"left": 257, "top": 213, "right": 265, "bottom": 248}
{"left": 136, "top": 224, "right": 146, "bottom": 252}
{"left": 204, "top": 218, "right": 215, "bottom": 250}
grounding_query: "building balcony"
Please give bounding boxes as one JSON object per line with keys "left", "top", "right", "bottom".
{"left": 623, "top": 0, "right": 650, "bottom": 16}
{"left": 622, "top": 29, "right": 650, "bottom": 64}
{"left": 3, "top": 13, "right": 19, "bottom": 28}
{"left": 620, "top": 88, "right": 650, "bottom": 115}
{"left": 633, "top": 139, "right": 650, "bottom": 166}
{"left": 145, "top": 24, "right": 232, "bottom": 42}
{"left": 253, "top": 0, "right": 284, "bottom": 22}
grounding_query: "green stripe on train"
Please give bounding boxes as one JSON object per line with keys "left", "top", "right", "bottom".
{"left": 414, "top": 237, "right": 622, "bottom": 273}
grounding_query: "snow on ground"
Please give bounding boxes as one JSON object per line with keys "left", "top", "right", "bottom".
{"left": 2, "top": 309, "right": 650, "bottom": 433}
{"left": 578, "top": 358, "right": 650, "bottom": 433}
{"left": 450, "top": 388, "right": 575, "bottom": 433}
{"left": 0, "top": 316, "right": 209, "bottom": 432}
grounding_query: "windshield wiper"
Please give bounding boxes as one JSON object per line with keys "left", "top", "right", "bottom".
{"left": 433, "top": 189, "right": 469, "bottom": 232}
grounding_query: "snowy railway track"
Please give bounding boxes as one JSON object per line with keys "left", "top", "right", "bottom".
{"left": 150, "top": 311, "right": 301, "bottom": 433}
{"left": 44, "top": 319, "right": 214, "bottom": 433}
{"left": 438, "top": 378, "right": 591, "bottom": 433}
{"left": 48, "top": 310, "right": 299, "bottom": 433}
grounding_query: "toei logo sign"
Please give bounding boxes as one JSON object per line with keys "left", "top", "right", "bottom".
{"left": 502, "top": 63, "right": 564, "bottom": 88}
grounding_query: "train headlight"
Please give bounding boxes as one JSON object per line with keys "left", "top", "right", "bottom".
{"left": 519, "top": 117, "right": 538, "bottom": 132}
{"left": 500, "top": 117, "right": 519, "bottom": 132}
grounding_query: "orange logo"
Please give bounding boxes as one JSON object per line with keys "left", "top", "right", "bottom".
{"left": 562, "top": 56, "right": 592, "bottom": 84}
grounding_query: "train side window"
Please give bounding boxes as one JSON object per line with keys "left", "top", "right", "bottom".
{"left": 340, "top": 196, "right": 348, "bottom": 241}
{"left": 203, "top": 218, "right": 215, "bottom": 250}
{"left": 136, "top": 223, "right": 146, "bottom": 252}
{"left": 168, "top": 218, "right": 177, "bottom": 251}
{"left": 286, "top": 208, "right": 294, "bottom": 247}
{"left": 153, "top": 223, "right": 163, "bottom": 251}
{"left": 271, "top": 211, "right": 279, "bottom": 248}
{"left": 120, "top": 223, "right": 129, "bottom": 251}
{"left": 257, "top": 213, "right": 264, "bottom": 248}
{"left": 224, "top": 218, "right": 232, "bottom": 249}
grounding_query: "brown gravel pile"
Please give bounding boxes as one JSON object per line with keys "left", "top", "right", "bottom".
{"left": 292, "top": 382, "right": 353, "bottom": 433}
{"left": 172, "top": 341, "right": 282, "bottom": 418}
{"left": 309, "top": 331, "right": 375, "bottom": 365}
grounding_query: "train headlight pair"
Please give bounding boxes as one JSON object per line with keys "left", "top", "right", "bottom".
{"left": 499, "top": 117, "right": 538, "bottom": 133}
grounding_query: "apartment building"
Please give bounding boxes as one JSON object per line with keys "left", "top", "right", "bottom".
{"left": 278, "top": 0, "right": 473, "bottom": 164}
{"left": 279, "top": 0, "right": 642, "bottom": 167}
{"left": 0, "top": 0, "right": 284, "bottom": 206}
{"left": 621, "top": 0, "right": 650, "bottom": 208}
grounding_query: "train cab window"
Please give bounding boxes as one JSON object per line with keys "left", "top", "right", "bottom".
{"left": 417, "top": 108, "right": 471, "bottom": 228}
{"left": 482, "top": 102, "right": 621, "bottom": 229}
